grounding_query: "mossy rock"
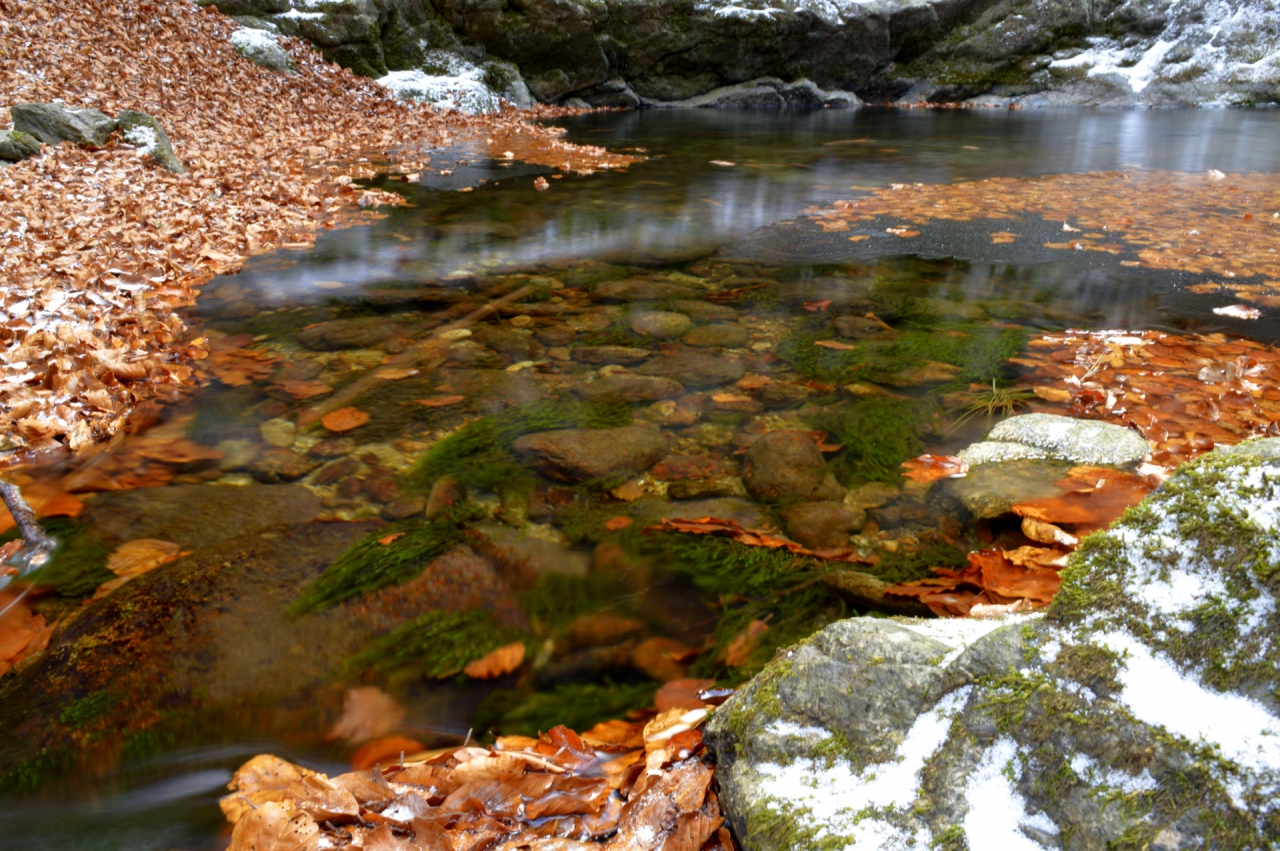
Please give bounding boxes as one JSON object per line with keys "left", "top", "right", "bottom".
{"left": 706, "top": 441, "right": 1280, "bottom": 849}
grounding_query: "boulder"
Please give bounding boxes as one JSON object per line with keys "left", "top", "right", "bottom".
{"left": 634, "top": 351, "right": 744, "bottom": 388}
{"left": 575, "top": 374, "right": 685, "bottom": 403}
{"left": 778, "top": 501, "right": 865, "bottom": 550}
{"left": 512, "top": 425, "right": 669, "bottom": 482}
{"left": 11, "top": 103, "right": 115, "bottom": 147}
{"left": 230, "top": 26, "right": 295, "bottom": 73}
{"left": 741, "top": 431, "right": 843, "bottom": 503}
{"left": 116, "top": 110, "right": 186, "bottom": 173}
{"left": 987, "top": 413, "right": 1150, "bottom": 467}
{"left": 709, "top": 441, "right": 1280, "bottom": 849}
{"left": 0, "top": 129, "right": 40, "bottom": 162}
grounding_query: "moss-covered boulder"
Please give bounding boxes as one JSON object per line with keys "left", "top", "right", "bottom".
{"left": 11, "top": 103, "right": 115, "bottom": 148}
{"left": 116, "top": 110, "right": 186, "bottom": 174}
{"left": 0, "top": 129, "right": 40, "bottom": 162}
{"left": 706, "top": 440, "right": 1280, "bottom": 849}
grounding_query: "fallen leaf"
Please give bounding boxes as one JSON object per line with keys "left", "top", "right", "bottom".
{"left": 534, "top": 176, "right": 549, "bottom": 191}
{"left": 655, "top": 679, "right": 717, "bottom": 712}
{"left": 604, "top": 516, "right": 633, "bottom": 531}
{"left": 378, "top": 532, "right": 406, "bottom": 546}
{"left": 106, "top": 538, "right": 181, "bottom": 578}
{"left": 724, "top": 620, "right": 769, "bottom": 667}
{"left": 350, "top": 736, "right": 424, "bottom": 771}
{"left": 322, "top": 407, "right": 370, "bottom": 432}
{"left": 901, "top": 454, "right": 968, "bottom": 482}
{"left": 464, "top": 642, "right": 526, "bottom": 679}
{"left": 646, "top": 516, "right": 877, "bottom": 565}
{"left": 802, "top": 299, "right": 832, "bottom": 312}
{"left": 415, "top": 395, "right": 467, "bottom": 408}
{"left": 1020, "top": 517, "right": 1078, "bottom": 547}
{"left": 375, "top": 368, "right": 419, "bottom": 380}
{"left": 327, "top": 687, "right": 405, "bottom": 744}
{"left": 275, "top": 379, "right": 334, "bottom": 400}
{"left": 813, "top": 339, "right": 858, "bottom": 351}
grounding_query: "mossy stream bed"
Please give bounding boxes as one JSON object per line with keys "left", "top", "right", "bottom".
{"left": 2, "top": 108, "right": 1280, "bottom": 849}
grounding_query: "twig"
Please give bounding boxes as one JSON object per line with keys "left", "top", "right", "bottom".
{"left": 0, "top": 481, "right": 55, "bottom": 566}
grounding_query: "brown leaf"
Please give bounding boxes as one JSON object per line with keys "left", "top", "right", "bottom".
{"left": 464, "top": 642, "right": 526, "bottom": 679}
{"left": 802, "top": 299, "right": 832, "bottom": 312}
{"left": 724, "top": 620, "right": 769, "bottom": 667}
{"left": 813, "top": 339, "right": 857, "bottom": 350}
{"left": 107, "top": 538, "right": 181, "bottom": 578}
{"left": 415, "top": 395, "right": 467, "bottom": 408}
{"left": 900, "top": 454, "right": 968, "bottom": 482}
{"left": 378, "top": 532, "right": 406, "bottom": 546}
{"left": 604, "top": 516, "right": 633, "bottom": 531}
{"left": 276, "top": 379, "right": 334, "bottom": 399}
{"left": 646, "top": 516, "right": 877, "bottom": 566}
{"left": 322, "top": 407, "right": 371, "bottom": 432}
{"left": 327, "top": 687, "right": 405, "bottom": 744}
{"left": 349, "top": 736, "right": 424, "bottom": 771}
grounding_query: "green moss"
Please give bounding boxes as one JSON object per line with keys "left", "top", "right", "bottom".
{"left": 7, "top": 518, "right": 112, "bottom": 598}
{"left": 288, "top": 516, "right": 469, "bottom": 615}
{"left": 58, "top": 691, "right": 119, "bottom": 730}
{"left": 408, "top": 399, "right": 632, "bottom": 494}
{"left": 473, "top": 680, "right": 657, "bottom": 738}
{"left": 345, "top": 609, "right": 524, "bottom": 679}
{"left": 866, "top": 542, "right": 967, "bottom": 585}
{"left": 930, "top": 825, "right": 965, "bottom": 850}
{"left": 804, "top": 398, "right": 927, "bottom": 485}
{"left": 517, "top": 572, "right": 631, "bottom": 635}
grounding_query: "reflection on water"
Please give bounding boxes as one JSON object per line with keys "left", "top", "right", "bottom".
{"left": 5, "top": 107, "right": 1280, "bottom": 851}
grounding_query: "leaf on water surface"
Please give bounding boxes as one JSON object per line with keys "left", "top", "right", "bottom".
{"left": 534, "top": 177, "right": 550, "bottom": 191}
{"left": 350, "top": 736, "right": 425, "bottom": 772}
{"left": 322, "top": 406, "right": 371, "bottom": 432}
{"left": 328, "top": 687, "right": 406, "bottom": 745}
{"left": 900, "top": 454, "right": 968, "bottom": 482}
{"left": 415, "top": 395, "right": 467, "bottom": 408}
{"left": 708, "top": 161, "right": 735, "bottom": 167}
{"left": 654, "top": 679, "right": 716, "bottom": 712}
{"left": 464, "top": 641, "right": 526, "bottom": 679}
{"left": 1213, "top": 304, "right": 1262, "bottom": 319}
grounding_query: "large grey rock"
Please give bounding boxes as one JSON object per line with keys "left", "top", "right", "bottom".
{"left": 512, "top": 425, "right": 668, "bottom": 482}
{"left": 0, "top": 129, "right": 40, "bottom": 162}
{"left": 986, "top": 413, "right": 1150, "bottom": 467}
{"left": 116, "top": 110, "right": 186, "bottom": 174}
{"left": 230, "top": 26, "right": 296, "bottom": 74}
{"left": 708, "top": 443, "right": 1280, "bottom": 850}
{"left": 741, "top": 431, "right": 843, "bottom": 503}
{"left": 11, "top": 103, "right": 115, "bottom": 148}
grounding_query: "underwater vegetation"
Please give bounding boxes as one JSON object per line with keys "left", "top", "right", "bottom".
{"left": 344, "top": 609, "right": 525, "bottom": 679}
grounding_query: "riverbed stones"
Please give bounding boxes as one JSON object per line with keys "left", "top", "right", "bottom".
{"left": 672, "top": 300, "right": 738, "bottom": 322}
{"left": 297, "top": 318, "right": 393, "bottom": 351}
{"left": 258, "top": 417, "right": 296, "bottom": 448}
{"left": 512, "top": 425, "right": 668, "bottom": 483}
{"left": 248, "top": 448, "right": 322, "bottom": 483}
{"left": 987, "top": 413, "right": 1150, "bottom": 467}
{"left": 470, "top": 325, "right": 545, "bottom": 361}
{"left": 833, "top": 315, "right": 894, "bottom": 340}
{"left": 778, "top": 501, "right": 865, "bottom": 550}
{"left": 590, "top": 278, "right": 703, "bottom": 302}
{"left": 0, "top": 129, "right": 40, "bottom": 162}
{"left": 682, "top": 323, "right": 749, "bottom": 348}
{"left": 571, "top": 345, "right": 651, "bottom": 365}
{"left": 708, "top": 444, "right": 1280, "bottom": 850}
{"left": 116, "top": 109, "right": 185, "bottom": 173}
{"left": 629, "top": 310, "right": 693, "bottom": 340}
{"left": 741, "top": 431, "right": 843, "bottom": 503}
{"left": 759, "top": 382, "right": 815, "bottom": 409}
{"left": 575, "top": 373, "right": 684, "bottom": 403}
{"left": 11, "top": 102, "right": 115, "bottom": 147}
{"left": 635, "top": 351, "right": 744, "bottom": 388}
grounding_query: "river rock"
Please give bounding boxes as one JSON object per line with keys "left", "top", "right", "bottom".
{"left": 710, "top": 442, "right": 1280, "bottom": 850}
{"left": 987, "top": 413, "right": 1150, "bottom": 467}
{"left": 955, "top": 440, "right": 1049, "bottom": 465}
{"left": 248, "top": 448, "right": 322, "bottom": 483}
{"left": 575, "top": 374, "right": 684, "bottom": 403}
{"left": 0, "top": 129, "right": 40, "bottom": 162}
{"left": 778, "top": 501, "right": 865, "bottom": 550}
{"left": 741, "top": 431, "right": 843, "bottom": 503}
{"left": 116, "top": 109, "right": 186, "bottom": 173}
{"left": 833, "top": 315, "right": 894, "bottom": 340}
{"left": 682, "top": 323, "right": 749, "bottom": 348}
{"left": 445, "top": 340, "right": 505, "bottom": 369}
{"left": 672, "top": 300, "right": 738, "bottom": 322}
{"left": 629, "top": 310, "right": 693, "bottom": 340}
{"left": 471, "top": 325, "right": 545, "bottom": 361}
{"left": 11, "top": 103, "right": 115, "bottom": 147}
{"left": 759, "top": 382, "right": 815, "bottom": 409}
{"left": 571, "top": 345, "right": 651, "bottom": 365}
{"left": 590, "top": 278, "right": 703, "bottom": 302}
{"left": 297, "top": 318, "right": 393, "bottom": 351}
{"left": 512, "top": 425, "right": 668, "bottom": 483}
{"left": 634, "top": 351, "right": 744, "bottom": 388}
{"left": 667, "top": 476, "right": 749, "bottom": 499}
{"left": 947, "top": 457, "right": 1075, "bottom": 519}
{"left": 258, "top": 417, "right": 296, "bottom": 448}
{"left": 534, "top": 325, "right": 576, "bottom": 346}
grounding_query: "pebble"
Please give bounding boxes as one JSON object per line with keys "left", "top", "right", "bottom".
{"left": 439, "top": 328, "right": 472, "bottom": 341}
{"left": 259, "top": 418, "right": 297, "bottom": 448}
{"left": 630, "top": 310, "right": 693, "bottom": 340}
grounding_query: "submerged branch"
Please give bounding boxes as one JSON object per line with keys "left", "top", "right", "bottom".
{"left": 0, "top": 481, "right": 56, "bottom": 566}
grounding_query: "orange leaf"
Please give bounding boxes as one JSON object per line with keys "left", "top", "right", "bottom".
{"left": 813, "top": 339, "right": 857, "bottom": 351}
{"left": 375, "top": 368, "right": 419, "bottom": 380}
{"left": 724, "top": 620, "right": 769, "bottom": 667}
{"left": 604, "top": 516, "right": 633, "bottom": 531}
{"left": 107, "top": 538, "right": 181, "bottom": 578}
{"left": 378, "top": 532, "right": 406, "bottom": 546}
{"left": 802, "top": 299, "right": 832, "bottom": 312}
{"left": 276, "top": 379, "right": 333, "bottom": 399}
{"left": 647, "top": 516, "right": 877, "bottom": 565}
{"left": 901, "top": 454, "right": 968, "bottom": 482}
{"left": 414, "top": 395, "right": 466, "bottom": 408}
{"left": 464, "top": 642, "right": 526, "bottom": 679}
{"left": 322, "top": 407, "right": 370, "bottom": 432}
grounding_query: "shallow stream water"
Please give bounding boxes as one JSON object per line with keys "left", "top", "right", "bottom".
{"left": 4, "top": 107, "right": 1280, "bottom": 849}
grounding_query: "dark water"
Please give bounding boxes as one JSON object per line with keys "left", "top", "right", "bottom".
{"left": 5, "top": 107, "right": 1280, "bottom": 850}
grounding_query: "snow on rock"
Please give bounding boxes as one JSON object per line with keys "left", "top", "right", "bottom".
{"left": 377, "top": 52, "right": 503, "bottom": 115}
{"left": 706, "top": 440, "right": 1280, "bottom": 850}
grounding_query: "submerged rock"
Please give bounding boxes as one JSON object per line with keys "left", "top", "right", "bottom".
{"left": 635, "top": 351, "right": 744, "bottom": 388}
{"left": 987, "top": 413, "right": 1149, "bottom": 467}
{"left": 741, "top": 431, "right": 843, "bottom": 504}
{"left": 575, "top": 373, "right": 684, "bottom": 403}
{"left": 11, "top": 102, "right": 115, "bottom": 147}
{"left": 778, "top": 501, "right": 865, "bottom": 550}
{"left": 296, "top": 318, "right": 393, "bottom": 351}
{"left": 512, "top": 425, "right": 668, "bottom": 482}
{"left": 708, "top": 441, "right": 1280, "bottom": 849}
{"left": 629, "top": 310, "right": 693, "bottom": 340}
{"left": 590, "top": 278, "right": 704, "bottom": 302}
{"left": 682, "top": 323, "right": 749, "bottom": 348}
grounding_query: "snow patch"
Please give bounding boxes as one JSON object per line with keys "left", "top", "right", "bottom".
{"left": 123, "top": 125, "right": 158, "bottom": 156}
{"left": 768, "top": 720, "right": 833, "bottom": 739}
{"left": 378, "top": 53, "right": 502, "bottom": 115}
{"left": 962, "top": 736, "right": 1057, "bottom": 849}
{"left": 229, "top": 27, "right": 280, "bottom": 54}
{"left": 1068, "top": 752, "right": 1159, "bottom": 794}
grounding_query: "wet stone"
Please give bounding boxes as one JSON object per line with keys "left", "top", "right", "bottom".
{"left": 672, "top": 300, "right": 738, "bottom": 322}
{"left": 667, "top": 476, "right": 748, "bottom": 499}
{"left": 987, "top": 413, "right": 1150, "bottom": 467}
{"left": 575, "top": 373, "right": 684, "bottom": 403}
{"left": 446, "top": 340, "right": 505, "bottom": 369}
{"left": 833, "top": 315, "right": 895, "bottom": 340}
{"left": 313, "top": 457, "right": 360, "bottom": 486}
{"left": 471, "top": 325, "right": 545, "bottom": 361}
{"left": 296, "top": 318, "right": 393, "bottom": 351}
{"left": 590, "top": 278, "right": 704, "bottom": 302}
{"left": 308, "top": 437, "right": 356, "bottom": 458}
{"left": 682, "top": 323, "right": 749, "bottom": 348}
{"left": 779, "top": 501, "right": 866, "bottom": 550}
{"left": 248, "top": 448, "right": 322, "bottom": 483}
{"left": 956, "top": 440, "right": 1049, "bottom": 465}
{"left": 572, "top": 345, "right": 651, "bottom": 365}
{"left": 424, "top": 477, "right": 465, "bottom": 520}
{"left": 629, "top": 310, "right": 693, "bottom": 340}
{"left": 947, "top": 458, "right": 1075, "bottom": 519}
{"left": 533, "top": 325, "right": 576, "bottom": 346}
{"left": 512, "top": 425, "right": 669, "bottom": 483}
{"left": 258, "top": 417, "right": 296, "bottom": 448}
{"left": 635, "top": 351, "right": 744, "bottom": 388}
{"left": 759, "top": 382, "right": 816, "bottom": 409}
{"left": 843, "top": 481, "right": 901, "bottom": 510}
{"left": 380, "top": 497, "right": 426, "bottom": 521}
{"left": 741, "top": 431, "right": 844, "bottom": 503}
{"left": 651, "top": 454, "right": 726, "bottom": 480}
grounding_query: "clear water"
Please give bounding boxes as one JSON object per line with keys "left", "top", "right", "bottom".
{"left": 4, "top": 107, "right": 1280, "bottom": 850}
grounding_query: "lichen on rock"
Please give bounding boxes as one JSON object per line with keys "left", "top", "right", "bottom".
{"left": 707, "top": 439, "right": 1280, "bottom": 850}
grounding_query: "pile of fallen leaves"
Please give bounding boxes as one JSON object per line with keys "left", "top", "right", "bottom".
{"left": 802, "top": 169, "right": 1280, "bottom": 281}
{"left": 220, "top": 708, "right": 732, "bottom": 851}
{"left": 0, "top": 0, "right": 635, "bottom": 468}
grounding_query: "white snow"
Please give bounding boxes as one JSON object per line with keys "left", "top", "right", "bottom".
{"left": 1052, "top": 39, "right": 1176, "bottom": 94}
{"left": 1068, "top": 752, "right": 1159, "bottom": 794}
{"left": 123, "top": 124, "right": 158, "bottom": 156}
{"left": 895, "top": 615, "right": 1033, "bottom": 667}
{"left": 1096, "top": 631, "right": 1280, "bottom": 783}
{"left": 754, "top": 688, "right": 971, "bottom": 847}
{"left": 278, "top": 9, "right": 325, "bottom": 19}
{"left": 229, "top": 27, "right": 280, "bottom": 53}
{"left": 697, "top": 0, "right": 897, "bottom": 25}
{"left": 377, "top": 53, "right": 504, "bottom": 115}
{"left": 962, "top": 736, "right": 1057, "bottom": 849}
{"left": 768, "top": 720, "right": 833, "bottom": 739}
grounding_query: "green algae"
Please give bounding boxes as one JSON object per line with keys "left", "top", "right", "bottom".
{"left": 58, "top": 691, "right": 119, "bottom": 731}
{"left": 6, "top": 518, "right": 112, "bottom": 598}
{"left": 408, "top": 399, "right": 632, "bottom": 495}
{"left": 288, "top": 516, "right": 468, "bottom": 615}
{"left": 517, "top": 572, "right": 631, "bottom": 635}
{"left": 473, "top": 680, "right": 658, "bottom": 739}
{"left": 805, "top": 397, "right": 928, "bottom": 484}
{"left": 344, "top": 609, "right": 525, "bottom": 679}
